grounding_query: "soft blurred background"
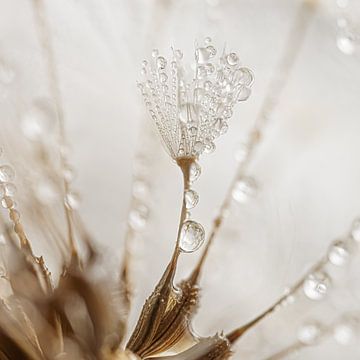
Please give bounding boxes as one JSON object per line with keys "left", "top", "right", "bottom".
{"left": 1, "top": 0, "right": 360, "bottom": 358}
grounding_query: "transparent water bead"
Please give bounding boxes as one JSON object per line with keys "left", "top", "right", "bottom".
{"left": 129, "top": 204, "right": 149, "bottom": 231}
{"left": 3, "top": 183, "right": 17, "bottom": 196}
{"left": 189, "top": 161, "right": 201, "bottom": 183}
{"left": 328, "top": 239, "right": 350, "bottom": 266}
{"left": 298, "top": 322, "right": 323, "bottom": 345}
{"left": 351, "top": 218, "right": 360, "bottom": 242}
{"left": 337, "top": 35, "right": 355, "bottom": 55}
{"left": 179, "top": 220, "right": 205, "bottom": 253}
{"left": 333, "top": 316, "right": 358, "bottom": 345}
{"left": 1, "top": 196, "right": 14, "bottom": 209}
{"left": 232, "top": 177, "right": 257, "bottom": 203}
{"left": 184, "top": 189, "right": 199, "bottom": 209}
{"left": 21, "top": 98, "right": 57, "bottom": 141}
{"left": 234, "top": 143, "right": 249, "bottom": 163}
{"left": 0, "top": 165, "right": 15, "bottom": 183}
{"left": 132, "top": 180, "right": 149, "bottom": 200}
{"left": 303, "top": 271, "right": 331, "bottom": 301}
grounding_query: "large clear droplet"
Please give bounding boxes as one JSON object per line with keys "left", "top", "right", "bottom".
{"left": 184, "top": 189, "right": 199, "bottom": 209}
{"left": 328, "top": 239, "right": 350, "bottom": 266}
{"left": 303, "top": 271, "right": 331, "bottom": 301}
{"left": 337, "top": 35, "right": 355, "bottom": 55}
{"left": 189, "top": 161, "right": 201, "bottom": 183}
{"left": 298, "top": 322, "right": 323, "bottom": 345}
{"left": 0, "top": 165, "right": 15, "bottom": 182}
{"left": 129, "top": 204, "right": 149, "bottom": 231}
{"left": 232, "top": 177, "right": 257, "bottom": 203}
{"left": 21, "top": 98, "right": 57, "bottom": 141}
{"left": 179, "top": 220, "right": 205, "bottom": 253}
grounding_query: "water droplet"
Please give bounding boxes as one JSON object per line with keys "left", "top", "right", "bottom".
{"left": 204, "top": 80, "right": 212, "bottom": 91}
{"left": 236, "top": 67, "right": 254, "bottom": 86}
{"left": 205, "top": 63, "right": 215, "bottom": 75}
{"left": 184, "top": 189, "right": 199, "bottom": 209}
{"left": 142, "top": 60, "right": 148, "bottom": 67}
{"left": 298, "top": 322, "right": 323, "bottom": 345}
{"left": 204, "top": 142, "right": 216, "bottom": 154}
{"left": 196, "top": 48, "right": 211, "bottom": 63}
{"left": 193, "top": 141, "right": 205, "bottom": 155}
{"left": 204, "top": 37, "right": 212, "bottom": 45}
{"left": 0, "top": 165, "right": 15, "bottom": 182}
{"left": 152, "top": 49, "right": 159, "bottom": 58}
{"left": 21, "top": 99, "right": 57, "bottom": 141}
{"left": 179, "top": 220, "right": 205, "bottom": 253}
{"left": 0, "top": 62, "right": 15, "bottom": 85}
{"left": 64, "top": 192, "right": 80, "bottom": 210}
{"left": 232, "top": 177, "right": 257, "bottom": 203}
{"left": 133, "top": 180, "right": 149, "bottom": 199}
{"left": 206, "top": 46, "right": 216, "bottom": 57}
{"left": 157, "top": 56, "right": 167, "bottom": 70}
{"left": 63, "top": 167, "right": 75, "bottom": 183}
{"left": 303, "top": 271, "right": 331, "bottom": 300}
{"left": 333, "top": 316, "right": 358, "bottom": 345}
{"left": 237, "top": 86, "right": 251, "bottom": 101}
{"left": 189, "top": 161, "right": 201, "bottom": 183}
{"left": 226, "top": 53, "right": 239, "bottom": 66}
{"left": 337, "top": 35, "right": 355, "bottom": 55}
{"left": 129, "top": 204, "right": 149, "bottom": 231}
{"left": 3, "top": 183, "right": 16, "bottom": 196}
{"left": 1, "top": 196, "right": 14, "bottom": 209}
{"left": 159, "top": 73, "right": 168, "bottom": 83}
{"left": 351, "top": 218, "right": 360, "bottom": 242}
{"left": 328, "top": 239, "right": 350, "bottom": 266}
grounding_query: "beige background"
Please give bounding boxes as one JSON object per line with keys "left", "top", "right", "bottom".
{"left": 1, "top": 0, "right": 360, "bottom": 358}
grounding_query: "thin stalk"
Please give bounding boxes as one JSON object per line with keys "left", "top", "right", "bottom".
{"left": 226, "top": 256, "right": 327, "bottom": 343}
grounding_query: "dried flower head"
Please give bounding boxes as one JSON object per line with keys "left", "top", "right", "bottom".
{"left": 138, "top": 38, "right": 254, "bottom": 160}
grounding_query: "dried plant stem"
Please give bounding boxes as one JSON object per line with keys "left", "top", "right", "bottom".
{"left": 226, "top": 256, "right": 327, "bottom": 342}
{"left": 31, "top": 0, "right": 77, "bottom": 259}
{"left": 191, "top": 0, "right": 319, "bottom": 283}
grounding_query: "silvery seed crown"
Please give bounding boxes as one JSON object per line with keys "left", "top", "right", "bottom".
{"left": 138, "top": 38, "right": 254, "bottom": 160}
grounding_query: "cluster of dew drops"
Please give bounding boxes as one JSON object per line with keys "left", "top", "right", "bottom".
{"left": 138, "top": 37, "right": 254, "bottom": 159}
{"left": 293, "top": 219, "right": 360, "bottom": 347}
